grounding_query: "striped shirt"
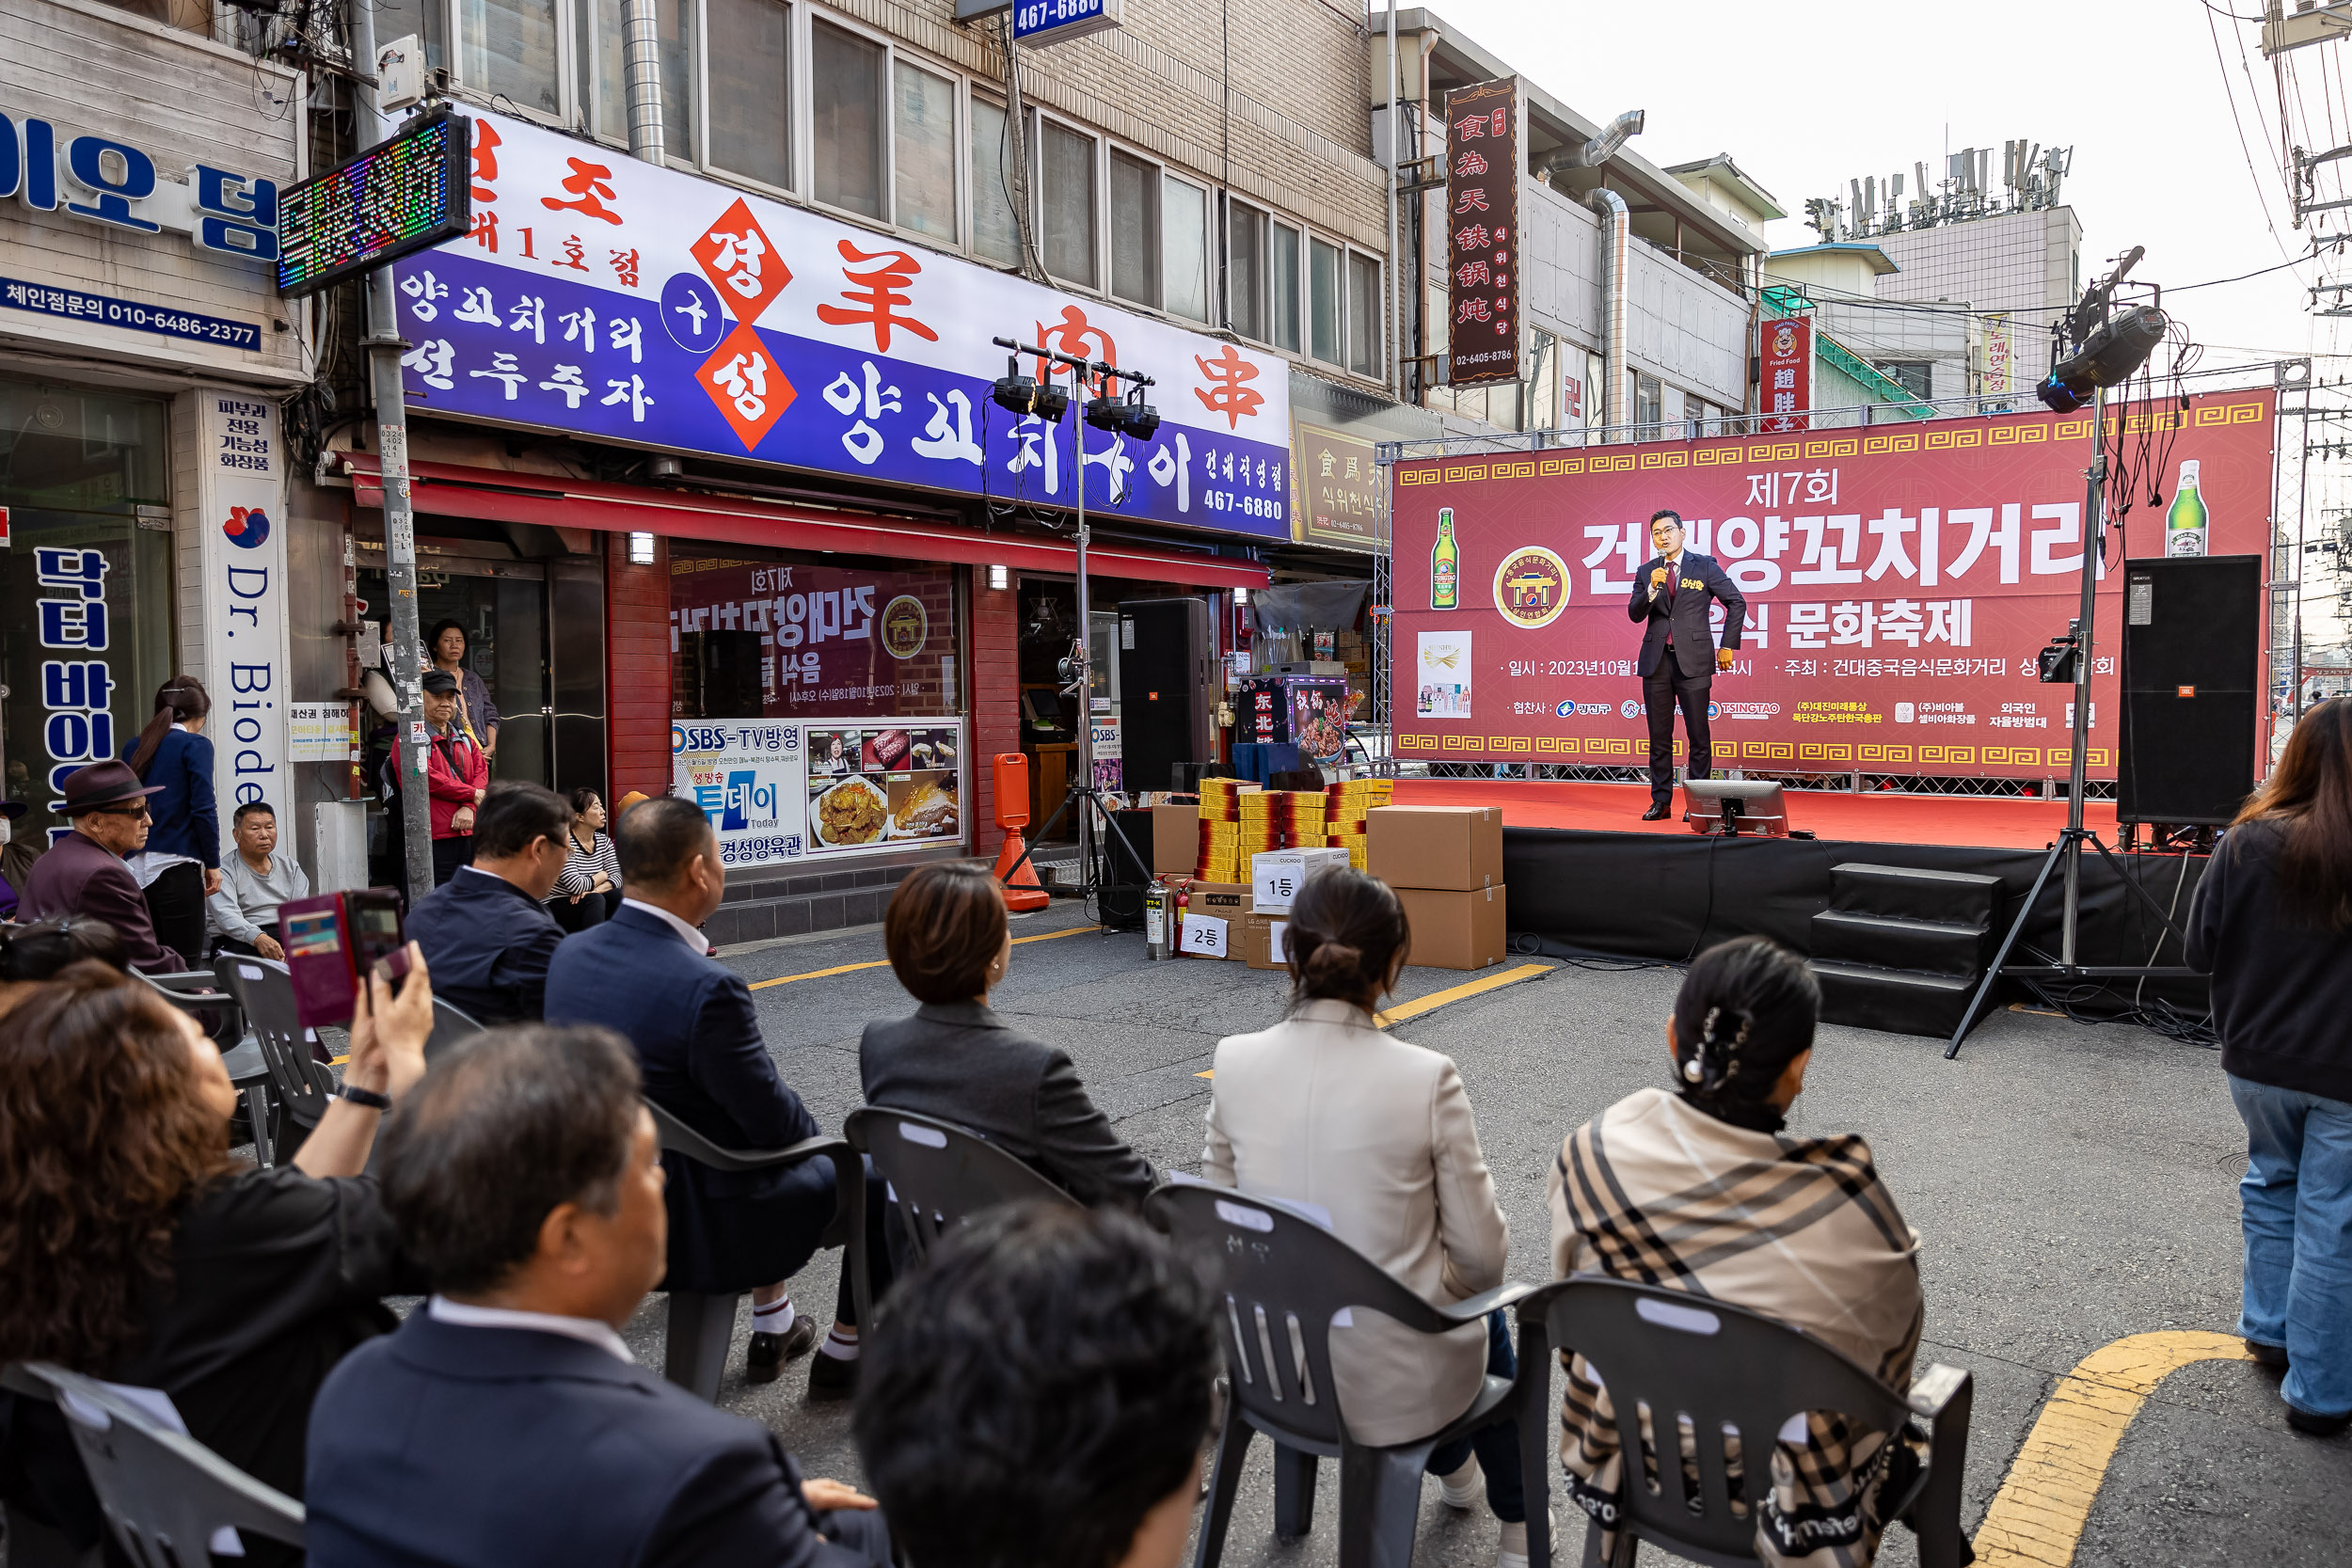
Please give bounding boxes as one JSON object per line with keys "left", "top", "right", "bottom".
{"left": 553, "top": 828, "right": 621, "bottom": 899}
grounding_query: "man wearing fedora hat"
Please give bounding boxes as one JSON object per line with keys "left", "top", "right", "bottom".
{"left": 22, "top": 760, "right": 184, "bottom": 974}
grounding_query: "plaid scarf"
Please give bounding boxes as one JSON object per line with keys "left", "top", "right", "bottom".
{"left": 1547, "top": 1088, "right": 1925, "bottom": 1568}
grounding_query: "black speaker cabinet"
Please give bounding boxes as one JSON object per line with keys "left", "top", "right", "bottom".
{"left": 2119, "top": 555, "right": 2261, "bottom": 826}
{"left": 1117, "top": 598, "right": 1216, "bottom": 793}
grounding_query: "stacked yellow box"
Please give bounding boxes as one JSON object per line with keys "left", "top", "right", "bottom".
{"left": 1237, "top": 789, "right": 1329, "bottom": 849}
{"left": 1196, "top": 779, "right": 1267, "bottom": 879}
{"left": 1324, "top": 778, "right": 1394, "bottom": 869}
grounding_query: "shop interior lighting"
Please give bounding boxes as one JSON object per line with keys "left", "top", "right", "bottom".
{"left": 1233, "top": 585, "right": 1250, "bottom": 605}
{"left": 628, "top": 531, "right": 656, "bottom": 565}
{"left": 988, "top": 563, "right": 1009, "bottom": 590}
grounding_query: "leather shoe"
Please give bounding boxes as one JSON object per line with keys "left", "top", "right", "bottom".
{"left": 2246, "top": 1338, "right": 2288, "bottom": 1369}
{"left": 807, "top": 1349, "right": 860, "bottom": 1403}
{"left": 746, "top": 1317, "right": 818, "bottom": 1383}
{"left": 1641, "top": 801, "right": 1673, "bottom": 821}
{"left": 2285, "top": 1401, "right": 2350, "bottom": 1436}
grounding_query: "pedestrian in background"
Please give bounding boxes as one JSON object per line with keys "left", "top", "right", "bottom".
{"left": 122, "top": 677, "right": 220, "bottom": 965}
{"left": 427, "top": 619, "right": 500, "bottom": 764}
{"left": 422, "top": 670, "right": 488, "bottom": 887}
{"left": 2188, "top": 696, "right": 2352, "bottom": 1437}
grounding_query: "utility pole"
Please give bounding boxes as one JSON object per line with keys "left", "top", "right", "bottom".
{"left": 346, "top": 0, "right": 434, "bottom": 904}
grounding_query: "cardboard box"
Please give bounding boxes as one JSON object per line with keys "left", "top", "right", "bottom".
{"left": 1244, "top": 911, "right": 1291, "bottom": 971}
{"left": 1367, "top": 806, "right": 1504, "bottom": 892}
{"left": 1152, "top": 805, "right": 1200, "bottom": 876}
{"left": 1178, "top": 912, "right": 1231, "bottom": 958}
{"left": 1182, "top": 880, "right": 1252, "bottom": 923}
{"left": 1394, "top": 884, "right": 1508, "bottom": 970}
{"left": 1250, "top": 847, "right": 1351, "bottom": 914}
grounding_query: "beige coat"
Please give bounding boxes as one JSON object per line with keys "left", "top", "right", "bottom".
{"left": 1201, "top": 998, "right": 1509, "bottom": 1446}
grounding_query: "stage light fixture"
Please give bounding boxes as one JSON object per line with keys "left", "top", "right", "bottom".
{"left": 2036, "top": 621, "right": 2082, "bottom": 684}
{"left": 1085, "top": 391, "right": 1126, "bottom": 432}
{"left": 1117, "top": 389, "right": 1161, "bottom": 440}
{"left": 989, "top": 354, "right": 1039, "bottom": 417}
{"left": 2036, "top": 303, "right": 2168, "bottom": 413}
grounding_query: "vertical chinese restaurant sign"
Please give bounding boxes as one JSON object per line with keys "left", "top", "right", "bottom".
{"left": 1388, "top": 391, "right": 2275, "bottom": 779}
{"left": 1759, "top": 315, "right": 1811, "bottom": 433}
{"left": 1445, "top": 77, "right": 1518, "bottom": 387}
{"left": 390, "top": 113, "right": 1292, "bottom": 539}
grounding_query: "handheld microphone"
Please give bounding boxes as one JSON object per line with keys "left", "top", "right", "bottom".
{"left": 1649, "top": 565, "right": 1668, "bottom": 602}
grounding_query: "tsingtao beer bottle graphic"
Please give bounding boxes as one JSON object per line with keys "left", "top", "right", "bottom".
{"left": 2165, "top": 460, "right": 2208, "bottom": 557}
{"left": 1432, "top": 509, "right": 1460, "bottom": 609}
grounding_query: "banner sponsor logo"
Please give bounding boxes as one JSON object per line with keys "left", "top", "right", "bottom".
{"left": 1492, "top": 546, "right": 1571, "bottom": 629}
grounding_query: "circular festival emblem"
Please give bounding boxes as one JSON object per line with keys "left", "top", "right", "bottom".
{"left": 1490, "top": 546, "right": 1572, "bottom": 630}
{"left": 879, "top": 594, "right": 930, "bottom": 660}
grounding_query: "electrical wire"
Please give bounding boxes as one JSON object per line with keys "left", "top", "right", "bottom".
{"left": 2207, "top": 0, "right": 2303, "bottom": 265}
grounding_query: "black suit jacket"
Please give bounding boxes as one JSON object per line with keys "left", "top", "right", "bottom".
{"left": 22, "top": 829, "right": 183, "bottom": 974}
{"left": 1626, "top": 550, "right": 1747, "bottom": 679}
{"left": 305, "top": 1310, "right": 867, "bottom": 1568}
{"left": 405, "top": 867, "right": 564, "bottom": 1023}
{"left": 547, "top": 905, "right": 837, "bottom": 1293}
{"left": 860, "top": 1001, "right": 1155, "bottom": 1209}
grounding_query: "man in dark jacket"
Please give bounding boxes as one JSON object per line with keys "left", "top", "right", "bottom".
{"left": 405, "top": 783, "right": 570, "bottom": 1022}
{"left": 306, "top": 1025, "right": 889, "bottom": 1568}
{"left": 22, "top": 760, "right": 181, "bottom": 972}
{"left": 1627, "top": 508, "right": 1747, "bottom": 820}
{"left": 546, "top": 796, "right": 875, "bottom": 1400}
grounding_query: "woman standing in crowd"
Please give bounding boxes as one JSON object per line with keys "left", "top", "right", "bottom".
{"left": 1549, "top": 936, "right": 1923, "bottom": 1568}
{"left": 2187, "top": 697, "right": 2352, "bottom": 1437}
{"left": 122, "top": 677, "right": 219, "bottom": 966}
{"left": 0, "top": 950, "right": 434, "bottom": 1560}
{"left": 548, "top": 788, "right": 624, "bottom": 933}
{"left": 1201, "top": 867, "right": 1526, "bottom": 1568}
{"left": 427, "top": 619, "right": 500, "bottom": 763}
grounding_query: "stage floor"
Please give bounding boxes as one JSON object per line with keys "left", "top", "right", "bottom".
{"left": 1391, "top": 777, "right": 2118, "bottom": 851}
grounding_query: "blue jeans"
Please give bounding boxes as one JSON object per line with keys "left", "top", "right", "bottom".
{"left": 2230, "top": 1073, "right": 2352, "bottom": 1418}
{"left": 1425, "top": 1312, "right": 1526, "bottom": 1524}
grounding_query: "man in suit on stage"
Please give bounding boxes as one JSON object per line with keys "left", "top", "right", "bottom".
{"left": 1627, "top": 509, "right": 1746, "bottom": 820}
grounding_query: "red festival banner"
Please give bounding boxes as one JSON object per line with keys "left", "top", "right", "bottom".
{"left": 1390, "top": 391, "right": 2275, "bottom": 780}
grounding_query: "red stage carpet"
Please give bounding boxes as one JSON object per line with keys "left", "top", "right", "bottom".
{"left": 1391, "top": 777, "right": 2116, "bottom": 852}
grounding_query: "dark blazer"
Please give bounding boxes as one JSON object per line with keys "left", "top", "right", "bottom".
{"left": 405, "top": 866, "right": 564, "bottom": 1024}
{"left": 305, "top": 1310, "right": 871, "bottom": 1568}
{"left": 860, "top": 1001, "right": 1154, "bottom": 1208}
{"left": 2186, "top": 819, "right": 2352, "bottom": 1103}
{"left": 1626, "top": 550, "right": 1747, "bottom": 679}
{"left": 546, "top": 905, "right": 837, "bottom": 1294}
{"left": 21, "top": 829, "right": 183, "bottom": 973}
{"left": 124, "top": 727, "right": 219, "bottom": 868}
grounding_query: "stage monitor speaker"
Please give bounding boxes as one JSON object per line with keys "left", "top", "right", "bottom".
{"left": 2119, "top": 555, "right": 2261, "bottom": 826}
{"left": 1117, "top": 598, "right": 1216, "bottom": 798}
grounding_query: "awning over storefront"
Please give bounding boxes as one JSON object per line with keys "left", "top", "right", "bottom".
{"left": 334, "top": 452, "right": 1270, "bottom": 591}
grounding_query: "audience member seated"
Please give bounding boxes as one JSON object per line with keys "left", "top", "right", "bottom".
{"left": 0, "top": 950, "right": 431, "bottom": 1560}
{"left": 306, "top": 1025, "right": 891, "bottom": 1568}
{"left": 548, "top": 787, "right": 625, "bottom": 933}
{"left": 208, "top": 800, "right": 310, "bottom": 959}
{"left": 547, "top": 796, "right": 885, "bottom": 1400}
{"left": 406, "top": 782, "right": 572, "bottom": 1023}
{"left": 0, "top": 799, "right": 38, "bottom": 920}
{"left": 2186, "top": 697, "right": 2352, "bottom": 1436}
{"left": 862, "top": 863, "right": 1153, "bottom": 1211}
{"left": 22, "top": 759, "right": 183, "bottom": 973}
{"left": 1203, "top": 866, "right": 1526, "bottom": 1568}
{"left": 1549, "top": 935, "right": 1924, "bottom": 1568}
{"left": 0, "top": 916, "right": 126, "bottom": 1020}
{"left": 853, "top": 1203, "right": 1215, "bottom": 1568}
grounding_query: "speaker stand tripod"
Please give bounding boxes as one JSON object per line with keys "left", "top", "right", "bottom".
{"left": 995, "top": 783, "right": 1153, "bottom": 917}
{"left": 1944, "top": 826, "right": 2201, "bottom": 1058}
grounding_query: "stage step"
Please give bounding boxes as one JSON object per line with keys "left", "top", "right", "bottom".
{"left": 1810, "top": 863, "right": 2005, "bottom": 1039}
{"left": 1808, "top": 960, "right": 1981, "bottom": 1039}
{"left": 1811, "top": 910, "right": 1990, "bottom": 978}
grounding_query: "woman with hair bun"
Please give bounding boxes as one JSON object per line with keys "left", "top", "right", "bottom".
{"left": 122, "top": 675, "right": 220, "bottom": 965}
{"left": 1202, "top": 865, "right": 1527, "bottom": 1568}
{"left": 1548, "top": 935, "right": 1923, "bottom": 1568}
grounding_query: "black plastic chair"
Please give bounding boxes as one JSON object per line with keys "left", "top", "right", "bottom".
{"left": 214, "top": 955, "right": 338, "bottom": 1160}
{"left": 1513, "top": 1276, "right": 1974, "bottom": 1568}
{"left": 842, "top": 1105, "right": 1081, "bottom": 1322}
{"left": 135, "top": 969, "right": 278, "bottom": 1165}
{"left": 12, "top": 1361, "right": 304, "bottom": 1566}
{"left": 424, "top": 995, "right": 485, "bottom": 1061}
{"left": 644, "top": 1099, "right": 861, "bottom": 1402}
{"left": 1148, "top": 1181, "right": 1537, "bottom": 1568}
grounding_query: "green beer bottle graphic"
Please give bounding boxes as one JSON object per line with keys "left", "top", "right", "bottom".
{"left": 1432, "top": 509, "right": 1460, "bottom": 610}
{"left": 2164, "top": 460, "right": 2207, "bottom": 558}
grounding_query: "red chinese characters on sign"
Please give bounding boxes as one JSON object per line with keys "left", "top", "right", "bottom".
{"left": 814, "top": 241, "right": 939, "bottom": 353}
{"left": 691, "top": 199, "right": 789, "bottom": 324}
{"left": 1759, "top": 316, "right": 1813, "bottom": 434}
{"left": 468, "top": 121, "right": 501, "bottom": 252}
{"left": 1445, "top": 77, "right": 1519, "bottom": 387}
{"left": 540, "top": 157, "right": 624, "bottom": 226}
{"left": 1032, "top": 305, "right": 1116, "bottom": 387}
{"left": 1192, "top": 345, "right": 1264, "bottom": 429}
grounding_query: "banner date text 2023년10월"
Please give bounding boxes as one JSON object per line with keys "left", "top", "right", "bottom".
{"left": 1388, "top": 390, "right": 2275, "bottom": 778}
{"left": 389, "top": 112, "right": 1291, "bottom": 540}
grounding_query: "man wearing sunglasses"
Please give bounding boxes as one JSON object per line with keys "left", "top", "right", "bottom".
{"left": 21, "top": 759, "right": 184, "bottom": 973}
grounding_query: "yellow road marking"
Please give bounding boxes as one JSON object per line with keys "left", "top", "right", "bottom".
{"left": 747, "top": 923, "right": 1099, "bottom": 990}
{"left": 1193, "top": 963, "right": 1554, "bottom": 1077}
{"left": 1972, "top": 1330, "right": 2253, "bottom": 1566}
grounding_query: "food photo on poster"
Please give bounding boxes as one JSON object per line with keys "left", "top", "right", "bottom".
{"left": 673, "top": 718, "right": 964, "bottom": 867}
{"left": 1386, "top": 389, "right": 2275, "bottom": 776}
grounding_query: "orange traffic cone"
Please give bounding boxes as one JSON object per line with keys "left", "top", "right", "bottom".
{"left": 992, "top": 752, "right": 1052, "bottom": 911}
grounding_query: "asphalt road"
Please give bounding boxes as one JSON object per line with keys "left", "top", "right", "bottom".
{"left": 592, "top": 898, "right": 2346, "bottom": 1568}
